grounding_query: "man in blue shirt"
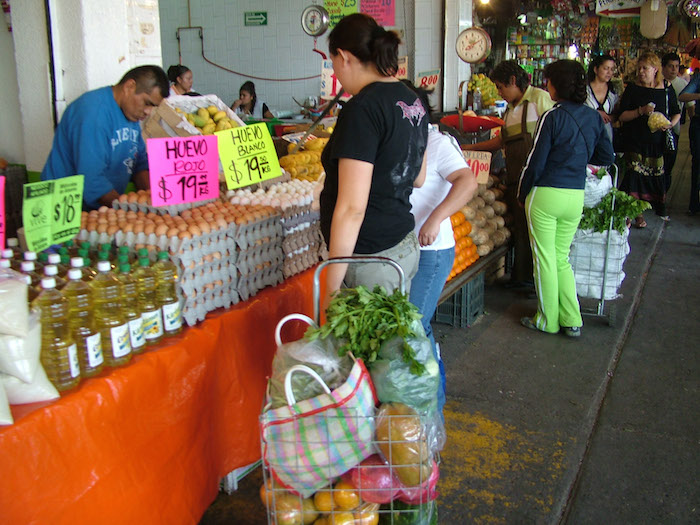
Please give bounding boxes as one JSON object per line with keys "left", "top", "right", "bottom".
{"left": 679, "top": 39, "right": 700, "bottom": 215}
{"left": 41, "top": 65, "right": 169, "bottom": 209}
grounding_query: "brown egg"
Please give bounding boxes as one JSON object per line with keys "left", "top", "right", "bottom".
{"left": 203, "top": 254, "right": 213, "bottom": 263}
{"left": 177, "top": 222, "right": 189, "bottom": 232}
{"left": 107, "top": 225, "right": 119, "bottom": 235}
{"left": 180, "top": 210, "right": 192, "bottom": 220}
{"left": 86, "top": 222, "right": 97, "bottom": 232}
{"left": 126, "top": 210, "right": 138, "bottom": 220}
{"left": 134, "top": 243, "right": 145, "bottom": 251}
{"left": 167, "top": 227, "right": 180, "bottom": 238}
{"left": 197, "top": 220, "right": 211, "bottom": 234}
{"left": 118, "top": 194, "right": 128, "bottom": 203}
{"left": 97, "top": 223, "right": 108, "bottom": 234}
{"left": 155, "top": 224, "right": 169, "bottom": 236}
{"left": 137, "top": 193, "right": 149, "bottom": 205}
{"left": 178, "top": 230, "right": 192, "bottom": 240}
{"left": 144, "top": 223, "right": 155, "bottom": 235}
{"left": 146, "top": 212, "right": 158, "bottom": 221}
{"left": 133, "top": 222, "right": 144, "bottom": 234}
{"left": 127, "top": 192, "right": 139, "bottom": 204}
{"left": 188, "top": 224, "right": 202, "bottom": 237}
{"left": 122, "top": 222, "right": 134, "bottom": 233}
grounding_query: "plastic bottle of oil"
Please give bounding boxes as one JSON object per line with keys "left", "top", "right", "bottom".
{"left": 6, "top": 237, "right": 21, "bottom": 258}
{"left": 23, "top": 274, "right": 40, "bottom": 303}
{"left": 35, "top": 277, "right": 81, "bottom": 391}
{"left": 21, "top": 261, "right": 42, "bottom": 289}
{"left": 154, "top": 251, "right": 182, "bottom": 335}
{"left": 117, "top": 262, "right": 145, "bottom": 353}
{"left": 64, "top": 267, "right": 103, "bottom": 377}
{"left": 133, "top": 257, "right": 163, "bottom": 345}
{"left": 0, "top": 259, "right": 10, "bottom": 270}
{"left": 91, "top": 260, "right": 131, "bottom": 367}
{"left": 24, "top": 251, "right": 43, "bottom": 271}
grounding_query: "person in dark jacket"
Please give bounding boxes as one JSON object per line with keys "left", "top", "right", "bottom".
{"left": 518, "top": 60, "right": 615, "bottom": 337}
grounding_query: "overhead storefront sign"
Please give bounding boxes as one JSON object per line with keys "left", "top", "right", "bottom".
{"left": 596, "top": 0, "right": 644, "bottom": 17}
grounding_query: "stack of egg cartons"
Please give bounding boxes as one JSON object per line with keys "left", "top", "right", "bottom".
{"left": 226, "top": 178, "right": 327, "bottom": 280}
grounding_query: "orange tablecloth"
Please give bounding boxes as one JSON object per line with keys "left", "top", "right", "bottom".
{"left": 0, "top": 268, "right": 322, "bottom": 525}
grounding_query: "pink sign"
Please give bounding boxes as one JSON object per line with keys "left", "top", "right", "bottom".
{"left": 361, "top": 0, "right": 395, "bottom": 26}
{"left": 0, "top": 177, "right": 5, "bottom": 250}
{"left": 146, "top": 135, "right": 220, "bottom": 207}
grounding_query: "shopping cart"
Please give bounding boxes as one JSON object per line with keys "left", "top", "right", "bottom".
{"left": 570, "top": 164, "right": 627, "bottom": 326}
{"left": 260, "top": 257, "right": 440, "bottom": 525}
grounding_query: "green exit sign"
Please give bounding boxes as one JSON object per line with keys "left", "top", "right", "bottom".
{"left": 244, "top": 12, "right": 267, "bottom": 26}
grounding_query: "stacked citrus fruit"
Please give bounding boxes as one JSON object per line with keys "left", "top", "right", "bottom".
{"left": 448, "top": 211, "right": 478, "bottom": 281}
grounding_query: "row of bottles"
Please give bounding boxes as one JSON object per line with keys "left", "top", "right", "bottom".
{"left": 5, "top": 240, "right": 183, "bottom": 393}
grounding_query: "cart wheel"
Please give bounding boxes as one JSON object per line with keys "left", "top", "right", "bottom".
{"left": 607, "top": 303, "right": 617, "bottom": 327}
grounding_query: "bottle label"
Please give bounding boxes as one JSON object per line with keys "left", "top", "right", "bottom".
{"left": 129, "top": 317, "right": 145, "bottom": 349}
{"left": 162, "top": 301, "right": 182, "bottom": 332}
{"left": 68, "top": 343, "right": 80, "bottom": 378}
{"left": 86, "top": 332, "right": 104, "bottom": 368}
{"left": 110, "top": 323, "right": 131, "bottom": 358}
{"left": 142, "top": 309, "right": 164, "bottom": 340}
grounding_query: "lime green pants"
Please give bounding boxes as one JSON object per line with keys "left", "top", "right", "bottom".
{"left": 525, "top": 187, "right": 584, "bottom": 333}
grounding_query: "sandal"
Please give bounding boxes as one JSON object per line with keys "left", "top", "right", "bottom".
{"left": 634, "top": 216, "right": 647, "bottom": 229}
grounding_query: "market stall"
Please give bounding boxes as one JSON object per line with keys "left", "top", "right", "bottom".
{"left": 0, "top": 267, "right": 322, "bottom": 525}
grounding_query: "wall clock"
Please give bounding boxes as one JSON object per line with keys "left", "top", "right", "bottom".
{"left": 456, "top": 27, "right": 492, "bottom": 64}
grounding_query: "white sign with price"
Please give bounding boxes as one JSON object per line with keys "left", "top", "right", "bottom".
{"left": 396, "top": 56, "right": 408, "bottom": 80}
{"left": 415, "top": 69, "right": 440, "bottom": 91}
{"left": 321, "top": 60, "right": 352, "bottom": 101}
{"left": 463, "top": 150, "right": 492, "bottom": 184}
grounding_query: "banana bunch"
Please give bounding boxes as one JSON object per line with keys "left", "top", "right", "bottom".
{"left": 467, "top": 73, "right": 501, "bottom": 108}
{"left": 176, "top": 105, "right": 239, "bottom": 135}
{"left": 279, "top": 138, "right": 328, "bottom": 182}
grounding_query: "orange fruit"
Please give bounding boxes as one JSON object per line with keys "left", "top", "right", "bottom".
{"left": 332, "top": 481, "right": 360, "bottom": 511}
{"left": 463, "top": 220, "right": 472, "bottom": 235}
{"left": 314, "top": 489, "right": 335, "bottom": 513}
{"left": 327, "top": 512, "right": 355, "bottom": 525}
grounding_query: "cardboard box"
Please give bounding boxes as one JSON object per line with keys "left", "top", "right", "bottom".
{"left": 142, "top": 94, "right": 246, "bottom": 139}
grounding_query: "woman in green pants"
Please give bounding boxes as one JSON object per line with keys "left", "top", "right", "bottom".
{"left": 518, "top": 60, "right": 615, "bottom": 337}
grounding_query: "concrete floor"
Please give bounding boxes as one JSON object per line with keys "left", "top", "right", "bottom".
{"left": 199, "top": 129, "right": 700, "bottom": 524}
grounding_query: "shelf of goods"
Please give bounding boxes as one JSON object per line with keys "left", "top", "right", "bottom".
{"left": 0, "top": 267, "right": 325, "bottom": 524}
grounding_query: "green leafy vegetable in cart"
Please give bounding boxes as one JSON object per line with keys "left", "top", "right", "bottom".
{"left": 305, "top": 286, "right": 426, "bottom": 375}
{"left": 579, "top": 188, "right": 651, "bottom": 234}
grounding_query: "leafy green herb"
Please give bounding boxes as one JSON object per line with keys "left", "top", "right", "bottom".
{"left": 579, "top": 188, "right": 651, "bottom": 234}
{"left": 305, "top": 285, "right": 426, "bottom": 375}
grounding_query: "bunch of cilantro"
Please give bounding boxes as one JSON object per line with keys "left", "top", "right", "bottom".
{"left": 305, "top": 285, "right": 426, "bottom": 376}
{"left": 579, "top": 188, "right": 651, "bottom": 234}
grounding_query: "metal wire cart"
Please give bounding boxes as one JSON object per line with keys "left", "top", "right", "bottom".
{"left": 260, "top": 258, "right": 440, "bottom": 525}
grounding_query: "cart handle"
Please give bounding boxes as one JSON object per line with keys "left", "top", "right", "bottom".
{"left": 274, "top": 313, "right": 317, "bottom": 347}
{"left": 313, "top": 256, "right": 407, "bottom": 325}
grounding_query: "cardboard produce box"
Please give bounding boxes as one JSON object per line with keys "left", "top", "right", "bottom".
{"left": 142, "top": 94, "right": 246, "bottom": 139}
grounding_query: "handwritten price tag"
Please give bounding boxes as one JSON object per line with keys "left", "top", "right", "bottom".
{"left": 321, "top": 60, "right": 351, "bottom": 101}
{"left": 326, "top": 0, "right": 359, "bottom": 28}
{"left": 51, "top": 175, "right": 84, "bottom": 244}
{"left": 463, "top": 150, "right": 492, "bottom": 184}
{"left": 361, "top": 0, "right": 395, "bottom": 25}
{"left": 415, "top": 69, "right": 440, "bottom": 91}
{"left": 146, "top": 135, "right": 220, "bottom": 207}
{"left": 396, "top": 56, "right": 408, "bottom": 80}
{"left": 0, "top": 177, "right": 5, "bottom": 250}
{"left": 217, "top": 123, "right": 282, "bottom": 190}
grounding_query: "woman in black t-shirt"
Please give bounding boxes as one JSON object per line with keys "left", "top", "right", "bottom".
{"left": 320, "top": 14, "right": 428, "bottom": 307}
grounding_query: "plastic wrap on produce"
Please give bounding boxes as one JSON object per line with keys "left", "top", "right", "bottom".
{"left": 570, "top": 227, "right": 630, "bottom": 300}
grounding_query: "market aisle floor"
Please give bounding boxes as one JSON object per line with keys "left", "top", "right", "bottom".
{"left": 199, "top": 130, "right": 699, "bottom": 524}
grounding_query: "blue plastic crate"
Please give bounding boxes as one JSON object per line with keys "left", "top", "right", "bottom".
{"left": 433, "top": 272, "right": 484, "bottom": 328}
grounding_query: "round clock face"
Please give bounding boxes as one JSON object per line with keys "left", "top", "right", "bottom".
{"left": 301, "top": 5, "right": 330, "bottom": 37}
{"left": 456, "top": 27, "right": 492, "bottom": 64}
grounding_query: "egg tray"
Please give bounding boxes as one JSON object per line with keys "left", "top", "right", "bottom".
{"left": 236, "top": 243, "right": 285, "bottom": 277}
{"left": 181, "top": 282, "right": 240, "bottom": 327}
{"left": 282, "top": 243, "right": 325, "bottom": 280}
{"left": 280, "top": 207, "right": 320, "bottom": 233}
{"left": 178, "top": 259, "right": 238, "bottom": 297}
{"left": 281, "top": 223, "right": 324, "bottom": 255}
{"left": 111, "top": 197, "right": 220, "bottom": 217}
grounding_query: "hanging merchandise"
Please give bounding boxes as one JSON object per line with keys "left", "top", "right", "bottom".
{"left": 639, "top": 0, "right": 667, "bottom": 39}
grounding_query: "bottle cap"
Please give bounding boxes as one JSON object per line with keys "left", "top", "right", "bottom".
{"left": 97, "top": 260, "right": 111, "bottom": 272}
{"left": 6, "top": 238, "right": 18, "bottom": 248}
{"left": 100, "top": 243, "right": 111, "bottom": 251}
{"left": 44, "top": 265, "right": 58, "bottom": 276}
{"left": 61, "top": 254, "right": 70, "bottom": 264}
{"left": 1, "top": 249, "right": 12, "bottom": 258}
{"left": 119, "top": 246, "right": 129, "bottom": 254}
{"left": 157, "top": 251, "right": 169, "bottom": 260}
{"left": 41, "top": 277, "right": 56, "bottom": 289}
{"left": 97, "top": 251, "right": 109, "bottom": 261}
{"left": 120, "top": 264, "right": 131, "bottom": 273}
{"left": 64, "top": 239, "right": 74, "bottom": 247}
{"left": 0, "top": 259, "right": 10, "bottom": 268}
{"left": 68, "top": 268, "right": 82, "bottom": 280}
{"left": 137, "top": 248, "right": 149, "bottom": 258}
{"left": 24, "top": 251, "right": 37, "bottom": 261}
{"left": 80, "top": 242, "right": 91, "bottom": 250}
{"left": 48, "top": 253, "right": 61, "bottom": 264}
{"left": 138, "top": 257, "right": 150, "bottom": 267}
{"left": 38, "top": 252, "right": 49, "bottom": 263}
{"left": 58, "top": 247, "right": 69, "bottom": 255}
{"left": 21, "top": 261, "right": 35, "bottom": 272}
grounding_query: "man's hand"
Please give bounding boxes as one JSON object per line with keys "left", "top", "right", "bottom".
{"left": 133, "top": 170, "right": 150, "bottom": 190}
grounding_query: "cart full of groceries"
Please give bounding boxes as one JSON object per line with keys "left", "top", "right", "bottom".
{"left": 260, "top": 258, "right": 443, "bottom": 525}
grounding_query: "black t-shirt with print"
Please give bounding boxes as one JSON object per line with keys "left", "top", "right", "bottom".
{"left": 320, "top": 81, "right": 428, "bottom": 254}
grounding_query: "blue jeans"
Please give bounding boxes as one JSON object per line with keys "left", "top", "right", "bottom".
{"left": 408, "top": 247, "right": 454, "bottom": 416}
{"left": 690, "top": 118, "right": 700, "bottom": 212}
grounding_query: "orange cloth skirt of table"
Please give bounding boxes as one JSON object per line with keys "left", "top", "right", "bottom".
{"left": 0, "top": 268, "right": 323, "bottom": 525}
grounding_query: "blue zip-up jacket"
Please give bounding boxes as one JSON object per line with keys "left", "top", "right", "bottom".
{"left": 517, "top": 100, "right": 615, "bottom": 203}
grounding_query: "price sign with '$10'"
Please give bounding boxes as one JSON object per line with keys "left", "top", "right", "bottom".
{"left": 146, "top": 135, "right": 220, "bottom": 207}
{"left": 463, "top": 150, "right": 492, "bottom": 184}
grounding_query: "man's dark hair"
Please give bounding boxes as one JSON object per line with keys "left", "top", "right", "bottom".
{"left": 118, "top": 65, "right": 169, "bottom": 98}
{"left": 490, "top": 60, "right": 530, "bottom": 92}
{"left": 544, "top": 60, "right": 587, "bottom": 104}
{"left": 662, "top": 52, "right": 681, "bottom": 67}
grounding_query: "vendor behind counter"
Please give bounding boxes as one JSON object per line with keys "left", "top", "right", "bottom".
{"left": 41, "top": 65, "right": 169, "bottom": 210}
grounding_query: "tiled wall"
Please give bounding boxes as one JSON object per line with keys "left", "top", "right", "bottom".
{"left": 159, "top": 0, "right": 448, "bottom": 114}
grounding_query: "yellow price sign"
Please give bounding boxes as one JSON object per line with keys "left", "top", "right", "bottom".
{"left": 216, "top": 123, "right": 282, "bottom": 190}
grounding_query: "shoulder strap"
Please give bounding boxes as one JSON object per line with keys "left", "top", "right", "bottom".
{"left": 520, "top": 100, "right": 529, "bottom": 129}
{"left": 558, "top": 105, "right": 591, "bottom": 156}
